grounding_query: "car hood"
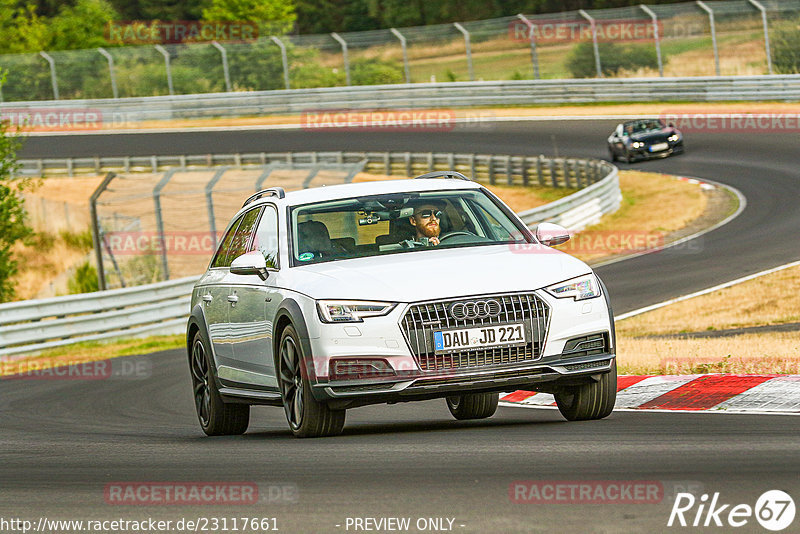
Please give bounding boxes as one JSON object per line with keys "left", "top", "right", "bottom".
{"left": 630, "top": 128, "right": 677, "bottom": 143}
{"left": 283, "top": 244, "right": 592, "bottom": 302}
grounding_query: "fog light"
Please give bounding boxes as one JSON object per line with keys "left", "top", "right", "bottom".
{"left": 330, "top": 358, "right": 396, "bottom": 381}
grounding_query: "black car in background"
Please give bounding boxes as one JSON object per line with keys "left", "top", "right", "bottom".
{"left": 607, "top": 119, "right": 683, "bottom": 163}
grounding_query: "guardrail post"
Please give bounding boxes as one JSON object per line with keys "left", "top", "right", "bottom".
{"left": 748, "top": 0, "right": 772, "bottom": 75}
{"left": 39, "top": 51, "right": 59, "bottom": 100}
{"left": 516, "top": 14, "right": 540, "bottom": 79}
{"left": 211, "top": 41, "right": 232, "bottom": 92}
{"left": 488, "top": 155, "right": 495, "bottom": 185}
{"left": 549, "top": 159, "right": 557, "bottom": 187}
{"left": 696, "top": 1, "right": 720, "bottom": 76}
{"left": 536, "top": 155, "right": 545, "bottom": 186}
{"left": 390, "top": 28, "right": 411, "bottom": 83}
{"left": 90, "top": 172, "right": 117, "bottom": 290}
{"left": 405, "top": 152, "right": 412, "bottom": 176}
{"left": 453, "top": 23, "right": 474, "bottom": 81}
{"left": 521, "top": 156, "right": 529, "bottom": 186}
{"left": 470, "top": 154, "right": 477, "bottom": 180}
{"left": 97, "top": 47, "right": 119, "bottom": 98}
{"left": 205, "top": 166, "right": 229, "bottom": 250}
{"left": 578, "top": 10, "right": 602, "bottom": 78}
{"left": 384, "top": 152, "right": 391, "bottom": 175}
{"left": 331, "top": 33, "right": 351, "bottom": 86}
{"left": 154, "top": 44, "right": 174, "bottom": 95}
{"left": 639, "top": 5, "right": 663, "bottom": 77}
{"left": 153, "top": 169, "right": 179, "bottom": 280}
{"left": 505, "top": 155, "right": 512, "bottom": 185}
{"left": 427, "top": 152, "right": 434, "bottom": 171}
{"left": 270, "top": 36, "right": 291, "bottom": 89}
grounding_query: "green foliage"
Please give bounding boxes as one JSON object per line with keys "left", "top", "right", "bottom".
{"left": 351, "top": 58, "right": 404, "bottom": 85}
{"left": 445, "top": 69, "right": 458, "bottom": 82}
{"left": 60, "top": 228, "right": 94, "bottom": 251}
{"left": 0, "top": 0, "right": 50, "bottom": 54}
{"left": 67, "top": 261, "right": 99, "bottom": 294}
{"left": 771, "top": 19, "right": 800, "bottom": 74}
{"left": 566, "top": 41, "right": 659, "bottom": 78}
{"left": 48, "top": 0, "right": 118, "bottom": 51}
{"left": 0, "top": 97, "right": 33, "bottom": 302}
{"left": 202, "top": 0, "right": 296, "bottom": 35}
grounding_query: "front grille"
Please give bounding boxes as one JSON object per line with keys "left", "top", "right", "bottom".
{"left": 400, "top": 292, "right": 549, "bottom": 372}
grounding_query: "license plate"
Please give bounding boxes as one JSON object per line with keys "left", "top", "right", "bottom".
{"left": 433, "top": 323, "right": 527, "bottom": 354}
{"left": 649, "top": 142, "right": 668, "bottom": 152}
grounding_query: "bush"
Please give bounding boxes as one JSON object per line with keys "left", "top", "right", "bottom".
{"left": 351, "top": 58, "right": 404, "bottom": 86}
{"left": 68, "top": 261, "right": 99, "bottom": 294}
{"left": 60, "top": 229, "right": 94, "bottom": 251}
{"left": 566, "top": 41, "right": 659, "bottom": 78}
{"left": 771, "top": 20, "right": 800, "bottom": 74}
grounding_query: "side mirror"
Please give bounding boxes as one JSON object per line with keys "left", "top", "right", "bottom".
{"left": 230, "top": 251, "right": 268, "bottom": 280}
{"left": 668, "top": 122, "right": 675, "bottom": 128}
{"left": 536, "top": 222, "right": 571, "bottom": 247}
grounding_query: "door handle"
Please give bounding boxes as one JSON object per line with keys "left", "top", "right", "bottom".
{"left": 227, "top": 295, "right": 239, "bottom": 303}
{"left": 202, "top": 294, "right": 212, "bottom": 303}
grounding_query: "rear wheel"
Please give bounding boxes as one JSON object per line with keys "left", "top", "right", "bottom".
{"left": 446, "top": 392, "right": 499, "bottom": 420}
{"left": 554, "top": 360, "right": 617, "bottom": 421}
{"left": 190, "top": 332, "right": 250, "bottom": 436}
{"left": 278, "top": 325, "right": 345, "bottom": 438}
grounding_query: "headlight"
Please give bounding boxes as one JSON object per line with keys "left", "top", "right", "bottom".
{"left": 631, "top": 141, "right": 644, "bottom": 148}
{"left": 668, "top": 134, "right": 680, "bottom": 142}
{"left": 544, "top": 274, "right": 602, "bottom": 301}
{"left": 317, "top": 300, "right": 396, "bottom": 323}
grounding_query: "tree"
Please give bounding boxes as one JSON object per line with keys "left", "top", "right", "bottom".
{"left": 202, "top": 0, "right": 296, "bottom": 35}
{"left": 0, "top": 0, "right": 50, "bottom": 54}
{"left": 48, "top": 0, "right": 118, "bottom": 51}
{"left": 771, "top": 19, "right": 800, "bottom": 74}
{"left": 0, "top": 73, "right": 33, "bottom": 302}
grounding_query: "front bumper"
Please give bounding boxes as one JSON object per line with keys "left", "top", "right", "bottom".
{"left": 315, "top": 352, "right": 615, "bottom": 409}
{"left": 630, "top": 140, "right": 684, "bottom": 160}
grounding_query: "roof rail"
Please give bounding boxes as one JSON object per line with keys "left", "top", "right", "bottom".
{"left": 414, "top": 170, "right": 471, "bottom": 181}
{"left": 242, "top": 187, "right": 286, "bottom": 207}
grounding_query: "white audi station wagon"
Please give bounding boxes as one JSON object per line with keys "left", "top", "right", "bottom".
{"left": 186, "top": 171, "right": 616, "bottom": 438}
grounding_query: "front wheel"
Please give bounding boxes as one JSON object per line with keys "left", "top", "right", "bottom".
{"left": 189, "top": 332, "right": 250, "bottom": 436}
{"left": 554, "top": 360, "right": 617, "bottom": 421}
{"left": 446, "top": 392, "right": 499, "bottom": 420}
{"left": 278, "top": 325, "right": 345, "bottom": 438}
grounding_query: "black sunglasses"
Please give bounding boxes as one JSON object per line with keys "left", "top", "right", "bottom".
{"left": 416, "top": 209, "right": 442, "bottom": 219}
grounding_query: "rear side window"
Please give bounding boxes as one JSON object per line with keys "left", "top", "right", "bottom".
{"left": 211, "top": 215, "right": 244, "bottom": 269}
{"left": 252, "top": 205, "right": 279, "bottom": 269}
{"left": 226, "top": 208, "right": 262, "bottom": 265}
{"left": 210, "top": 208, "right": 261, "bottom": 268}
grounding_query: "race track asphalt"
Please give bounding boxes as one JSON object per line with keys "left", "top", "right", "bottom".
{"left": 4, "top": 120, "right": 799, "bottom": 532}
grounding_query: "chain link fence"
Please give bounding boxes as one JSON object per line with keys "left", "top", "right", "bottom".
{"left": 2, "top": 0, "right": 800, "bottom": 103}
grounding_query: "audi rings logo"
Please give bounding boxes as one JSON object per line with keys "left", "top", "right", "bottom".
{"left": 449, "top": 299, "right": 502, "bottom": 320}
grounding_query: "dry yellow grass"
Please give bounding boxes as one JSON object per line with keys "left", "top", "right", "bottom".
{"left": 616, "top": 264, "right": 800, "bottom": 375}
{"left": 618, "top": 264, "right": 800, "bottom": 337}
{"left": 566, "top": 171, "right": 707, "bottom": 263}
{"left": 617, "top": 333, "right": 800, "bottom": 375}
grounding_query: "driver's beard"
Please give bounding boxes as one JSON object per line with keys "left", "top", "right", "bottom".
{"left": 418, "top": 222, "right": 440, "bottom": 239}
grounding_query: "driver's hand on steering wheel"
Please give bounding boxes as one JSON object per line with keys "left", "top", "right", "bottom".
{"left": 428, "top": 236, "right": 440, "bottom": 246}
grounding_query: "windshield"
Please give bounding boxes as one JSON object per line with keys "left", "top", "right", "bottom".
{"left": 289, "top": 189, "right": 529, "bottom": 265}
{"left": 624, "top": 119, "right": 665, "bottom": 134}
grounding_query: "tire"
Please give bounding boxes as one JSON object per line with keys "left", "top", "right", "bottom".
{"left": 625, "top": 151, "right": 634, "bottom": 164}
{"left": 277, "top": 325, "right": 345, "bottom": 438}
{"left": 608, "top": 147, "right": 617, "bottom": 162}
{"left": 189, "top": 331, "right": 250, "bottom": 436}
{"left": 554, "top": 360, "right": 617, "bottom": 421}
{"left": 446, "top": 392, "right": 499, "bottom": 420}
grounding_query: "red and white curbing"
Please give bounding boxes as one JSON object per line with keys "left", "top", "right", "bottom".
{"left": 501, "top": 374, "right": 800, "bottom": 414}
{"left": 675, "top": 175, "right": 716, "bottom": 191}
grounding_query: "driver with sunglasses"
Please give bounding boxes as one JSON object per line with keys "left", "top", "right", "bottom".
{"left": 408, "top": 202, "right": 443, "bottom": 246}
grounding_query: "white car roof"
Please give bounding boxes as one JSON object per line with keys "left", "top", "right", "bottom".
{"left": 263, "top": 178, "right": 484, "bottom": 208}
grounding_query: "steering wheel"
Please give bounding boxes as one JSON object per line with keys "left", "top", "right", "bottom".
{"left": 437, "top": 231, "right": 475, "bottom": 243}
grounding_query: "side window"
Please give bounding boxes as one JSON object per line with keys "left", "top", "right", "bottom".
{"left": 226, "top": 207, "right": 262, "bottom": 265}
{"left": 252, "top": 205, "right": 279, "bottom": 269}
{"left": 211, "top": 215, "right": 244, "bottom": 269}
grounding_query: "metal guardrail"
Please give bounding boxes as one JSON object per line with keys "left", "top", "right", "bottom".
{"left": 0, "top": 276, "right": 197, "bottom": 358}
{"left": 2, "top": 153, "right": 618, "bottom": 357}
{"left": 5, "top": 75, "right": 800, "bottom": 124}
